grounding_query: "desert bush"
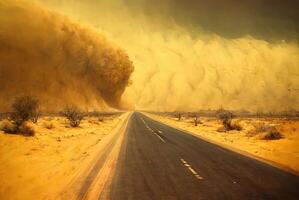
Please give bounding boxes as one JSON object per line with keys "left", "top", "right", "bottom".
{"left": 262, "top": 129, "right": 282, "bottom": 140}
{"left": 217, "top": 111, "right": 235, "bottom": 131}
{"left": 0, "top": 119, "right": 17, "bottom": 134}
{"left": 10, "top": 95, "right": 39, "bottom": 126}
{"left": 19, "top": 123, "right": 35, "bottom": 136}
{"left": 61, "top": 106, "right": 84, "bottom": 127}
{"left": 248, "top": 122, "right": 282, "bottom": 140}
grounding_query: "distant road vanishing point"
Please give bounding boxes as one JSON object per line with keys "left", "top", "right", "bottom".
{"left": 88, "top": 112, "right": 299, "bottom": 200}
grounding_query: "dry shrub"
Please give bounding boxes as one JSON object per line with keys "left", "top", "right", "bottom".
{"left": 43, "top": 121, "right": 54, "bottom": 129}
{"left": 217, "top": 111, "right": 242, "bottom": 131}
{"left": 19, "top": 123, "right": 35, "bottom": 136}
{"left": 231, "top": 121, "right": 243, "bottom": 131}
{"left": 10, "top": 96, "right": 39, "bottom": 126}
{"left": 262, "top": 129, "right": 283, "bottom": 140}
{"left": 61, "top": 106, "right": 84, "bottom": 127}
{"left": 0, "top": 95, "right": 39, "bottom": 136}
{"left": 249, "top": 122, "right": 283, "bottom": 140}
{"left": 0, "top": 120, "right": 35, "bottom": 136}
{"left": 217, "top": 111, "right": 233, "bottom": 130}
{"left": 0, "top": 119, "right": 17, "bottom": 134}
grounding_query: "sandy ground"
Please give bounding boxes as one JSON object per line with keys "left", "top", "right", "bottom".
{"left": 0, "top": 113, "right": 127, "bottom": 200}
{"left": 146, "top": 113, "right": 299, "bottom": 174}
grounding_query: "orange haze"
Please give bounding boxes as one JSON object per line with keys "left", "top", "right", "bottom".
{"left": 1, "top": 0, "right": 299, "bottom": 112}
{"left": 0, "top": 0, "right": 134, "bottom": 111}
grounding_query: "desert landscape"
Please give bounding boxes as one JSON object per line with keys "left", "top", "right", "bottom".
{"left": 145, "top": 111, "right": 299, "bottom": 174}
{"left": 0, "top": 109, "right": 128, "bottom": 200}
{"left": 1, "top": 0, "right": 299, "bottom": 199}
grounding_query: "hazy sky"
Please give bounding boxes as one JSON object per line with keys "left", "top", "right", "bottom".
{"left": 2, "top": 0, "right": 299, "bottom": 112}
{"left": 125, "top": 0, "right": 299, "bottom": 41}
{"left": 35, "top": 0, "right": 299, "bottom": 111}
{"left": 41, "top": 0, "right": 299, "bottom": 41}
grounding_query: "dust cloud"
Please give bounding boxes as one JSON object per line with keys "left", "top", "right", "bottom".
{"left": 39, "top": 0, "right": 299, "bottom": 112}
{"left": 2, "top": 0, "right": 299, "bottom": 112}
{"left": 0, "top": 0, "right": 134, "bottom": 112}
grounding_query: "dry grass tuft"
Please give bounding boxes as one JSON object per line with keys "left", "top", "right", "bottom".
{"left": 248, "top": 122, "right": 283, "bottom": 140}
{"left": 262, "top": 129, "right": 283, "bottom": 140}
{"left": 19, "top": 123, "right": 35, "bottom": 136}
{"left": 230, "top": 121, "right": 243, "bottom": 131}
{"left": 0, "top": 119, "right": 17, "bottom": 134}
{"left": 43, "top": 121, "right": 54, "bottom": 129}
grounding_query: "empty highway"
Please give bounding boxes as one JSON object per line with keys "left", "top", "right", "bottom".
{"left": 105, "top": 112, "right": 299, "bottom": 200}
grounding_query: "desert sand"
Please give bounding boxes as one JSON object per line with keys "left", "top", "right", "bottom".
{"left": 0, "top": 113, "right": 128, "bottom": 200}
{"left": 146, "top": 113, "right": 299, "bottom": 174}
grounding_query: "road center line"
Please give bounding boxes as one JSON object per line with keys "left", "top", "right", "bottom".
{"left": 141, "top": 117, "right": 165, "bottom": 143}
{"left": 180, "top": 158, "right": 203, "bottom": 180}
{"left": 153, "top": 132, "right": 166, "bottom": 143}
{"left": 141, "top": 117, "right": 146, "bottom": 124}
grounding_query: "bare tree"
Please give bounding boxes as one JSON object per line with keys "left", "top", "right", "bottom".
{"left": 61, "top": 106, "right": 84, "bottom": 127}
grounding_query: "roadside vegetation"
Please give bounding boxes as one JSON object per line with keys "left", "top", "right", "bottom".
{"left": 249, "top": 122, "right": 283, "bottom": 140}
{"left": 0, "top": 107, "right": 125, "bottom": 200}
{"left": 0, "top": 96, "right": 124, "bottom": 136}
{"left": 61, "top": 106, "right": 85, "bottom": 127}
{"left": 0, "top": 95, "right": 39, "bottom": 136}
{"left": 216, "top": 110, "right": 242, "bottom": 132}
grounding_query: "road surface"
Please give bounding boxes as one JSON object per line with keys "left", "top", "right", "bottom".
{"left": 106, "top": 112, "right": 299, "bottom": 200}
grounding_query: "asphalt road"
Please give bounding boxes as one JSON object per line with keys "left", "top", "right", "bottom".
{"left": 107, "top": 112, "right": 299, "bottom": 200}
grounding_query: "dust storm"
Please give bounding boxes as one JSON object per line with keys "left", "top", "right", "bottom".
{"left": 39, "top": 0, "right": 299, "bottom": 112}
{"left": 0, "top": 0, "right": 134, "bottom": 111}
{"left": 1, "top": 0, "right": 299, "bottom": 112}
